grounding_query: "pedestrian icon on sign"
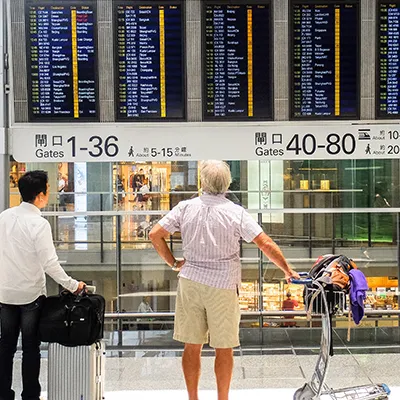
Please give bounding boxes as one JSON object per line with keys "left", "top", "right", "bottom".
{"left": 365, "top": 144, "right": 371, "bottom": 155}
{"left": 128, "top": 146, "right": 134, "bottom": 157}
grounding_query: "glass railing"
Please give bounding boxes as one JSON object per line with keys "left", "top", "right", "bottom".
{"left": 9, "top": 192, "right": 400, "bottom": 349}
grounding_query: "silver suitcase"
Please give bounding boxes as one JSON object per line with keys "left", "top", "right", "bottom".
{"left": 48, "top": 341, "right": 105, "bottom": 400}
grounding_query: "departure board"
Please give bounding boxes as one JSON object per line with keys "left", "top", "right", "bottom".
{"left": 116, "top": 2, "right": 185, "bottom": 120}
{"left": 203, "top": 2, "right": 272, "bottom": 120}
{"left": 378, "top": 2, "right": 400, "bottom": 118}
{"left": 291, "top": 2, "right": 359, "bottom": 119}
{"left": 26, "top": 2, "right": 98, "bottom": 121}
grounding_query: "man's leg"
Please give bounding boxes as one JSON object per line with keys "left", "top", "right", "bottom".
{"left": 174, "top": 279, "right": 208, "bottom": 400}
{"left": 182, "top": 343, "right": 203, "bottom": 400}
{"left": 214, "top": 348, "right": 234, "bottom": 400}
{"left": 0, "top": 304, "right": 20, "bottom": 400}
{"left": 20, "top": 297, "right": 44, "bottom": 400}
{"left": 204, "top": 284, "right": 240, "bottom": 400}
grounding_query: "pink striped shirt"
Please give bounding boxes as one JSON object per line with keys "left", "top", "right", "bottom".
{"left": 158, "top": 193, "right": 263, "bottom": 289}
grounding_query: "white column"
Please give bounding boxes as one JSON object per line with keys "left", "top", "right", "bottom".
{"left": 0, "top": 0, "right": 9, "bottom": 212}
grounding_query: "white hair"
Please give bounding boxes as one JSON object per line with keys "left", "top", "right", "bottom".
{"left": 200, "top": 160, "right": 232, "bottom": 195}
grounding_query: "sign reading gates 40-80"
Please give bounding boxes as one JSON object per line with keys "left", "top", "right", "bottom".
{"left": 9, "top": 124, "right": 400, "bottom": 162}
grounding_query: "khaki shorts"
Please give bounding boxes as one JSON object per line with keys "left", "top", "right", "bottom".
{"left": 173, "top": 278, "right": 240, "bottom": 348}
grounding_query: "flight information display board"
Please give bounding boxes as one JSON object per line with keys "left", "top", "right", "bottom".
{"left": 116, "top": 2, "right": 185, "bottom": 120}
{"left": 26, "top": 1, "right": 98, "bottom": 121}
{"left": 203, "top": 2, "right": 272, "bottom": 120}
{"left": 291, "top": 1, "right": 359, "bottom": 119}
{"left": 378, "top": 1, "right": 400, "bottom": 118}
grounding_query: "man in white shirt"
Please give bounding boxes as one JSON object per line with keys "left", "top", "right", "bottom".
{"left": 137, "top": 296, "right": 153, "bottom": 314}
{"left": 137, "top": 296, "right": 153, "bottom": 331}
{"left": 0, "top": 170, "right": 85, "bottom": 400}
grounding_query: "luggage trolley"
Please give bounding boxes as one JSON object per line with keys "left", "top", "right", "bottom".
{"left": 292, "top": 273, "right": 391, "bottom": 400}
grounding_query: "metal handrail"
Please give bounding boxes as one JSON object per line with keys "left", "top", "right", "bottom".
{"left": 10, "top": 189, "right": 364, "bottom": 196}
{"left": 105, "top": 309, "right": 400, "bottom": 319}
{"left": 41, "top": 207, "right": 400, "bottom": 217}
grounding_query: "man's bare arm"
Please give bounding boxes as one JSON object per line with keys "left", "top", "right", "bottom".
{"left": 253, "top": 232, "right": 300, "bottom": 282}
{"left": 149, "top": 224, "right": 185, "bottom": 270}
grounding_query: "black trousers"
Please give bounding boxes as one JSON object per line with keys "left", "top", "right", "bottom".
{"left": 0, "top": 296, "right": 45, "bottom": 400}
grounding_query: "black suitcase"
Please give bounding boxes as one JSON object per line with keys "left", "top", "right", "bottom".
{"left": 39, "top": 290, "right": 105, "bottom": 347}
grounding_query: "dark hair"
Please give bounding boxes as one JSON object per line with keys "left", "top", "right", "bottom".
{"left": 18, "top": 170, "right": 48, "bottom": 203}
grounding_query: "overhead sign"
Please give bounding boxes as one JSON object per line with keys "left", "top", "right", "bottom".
{"left": 9, "top": 123, "right": 400, "bottom": 162}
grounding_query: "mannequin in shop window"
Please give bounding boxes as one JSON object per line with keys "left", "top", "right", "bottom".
{"left": 148, "top": 168, "right": 153, "bottom": 191}
{"left": 138, "top": 178, "right": 151, "bottom": 209}
{"left": 132, "top": 169, "right": 146, "bottom": 207}
{"left": 116, "top": 175, "right": 125, "bottom": 207}
{"left": 9, "top": 175, "right": 17, "bottom": 188}
{"left": 134, "top": 169, "right": 145, "bottom": 191}
{"left": 58, "top": 172, "right": 67, "bottom": 211}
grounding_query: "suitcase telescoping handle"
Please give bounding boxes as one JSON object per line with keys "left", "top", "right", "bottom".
{"left": 85, "top": 285, "right": 96, "bottom": 294}
{"left": 291, "top": 272, "right": 312, "bottom": 285}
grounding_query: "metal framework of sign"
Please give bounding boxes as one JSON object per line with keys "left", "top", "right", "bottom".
{"left": 0, "top": 128, "right": 5, "bottom": 155}
{"left": 10, "top": 123, "right": 400, "bottom": 162}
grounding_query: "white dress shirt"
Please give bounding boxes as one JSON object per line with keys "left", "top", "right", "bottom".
{"left": 159, "top": 193, "right": 263, "bottom": 289}
{"left": 137, "top": 302, "right": 153, "bottom": 313}
{"left": 0, "top": 202, "right": 79, "bottom": 305}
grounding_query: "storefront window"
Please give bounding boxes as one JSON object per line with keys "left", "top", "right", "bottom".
{"left": 7, "top": 158, "right": 400, "bottom": 318}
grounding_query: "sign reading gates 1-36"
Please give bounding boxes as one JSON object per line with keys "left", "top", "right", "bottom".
{"left": 9, "top": 124, "right": 400, "bottom": 162}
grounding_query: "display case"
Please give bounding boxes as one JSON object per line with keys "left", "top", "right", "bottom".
{"left": 239, "top": 282, "right": 258, "bottom": 311}
{"left": 365, "top": 291, "right": 399, "bottom": 311}
{"left": 10, "top": 161, "right": 26, "bottom": 186}
{"left": 263, "top": 283, "right": 283, "bottom": 311}
{"left": 239, "top": 281, "right": 304, "bottom": 311}
{"left": 365, "top": 277, "right": 399, "bottom": 310}
{"left": 9, "top": 161, "right": 26, "bottom": 207}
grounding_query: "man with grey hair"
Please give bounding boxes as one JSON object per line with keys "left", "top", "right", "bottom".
{"left": 149, "top": 160, "right": 299, "bottom": 400}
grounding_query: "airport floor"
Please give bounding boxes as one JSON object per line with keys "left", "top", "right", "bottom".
{"left": 105, "top": 388, "right": 400, "bottom": 400}
{"left": 10, "top": 350, "right": 400, "bottom": 399}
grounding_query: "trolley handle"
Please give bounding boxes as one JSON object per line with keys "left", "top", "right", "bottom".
{"left": 291, "top": 272, "right": 312, "bottom": 285}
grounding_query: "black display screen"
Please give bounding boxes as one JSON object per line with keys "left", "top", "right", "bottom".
{"left": 26, "top": 1, "right": 98, "bottom": 121}
{"left": 203, "top": 2, "right": 272, "bottom": 120}
{"left": 378, "top": 2, "right": 400, "bottom": 118}
{"left": 291, "top": 1, "right": 359, "bottom": 119}
{"left": 116, "top": 2, "right": 185, "bottom": 120}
